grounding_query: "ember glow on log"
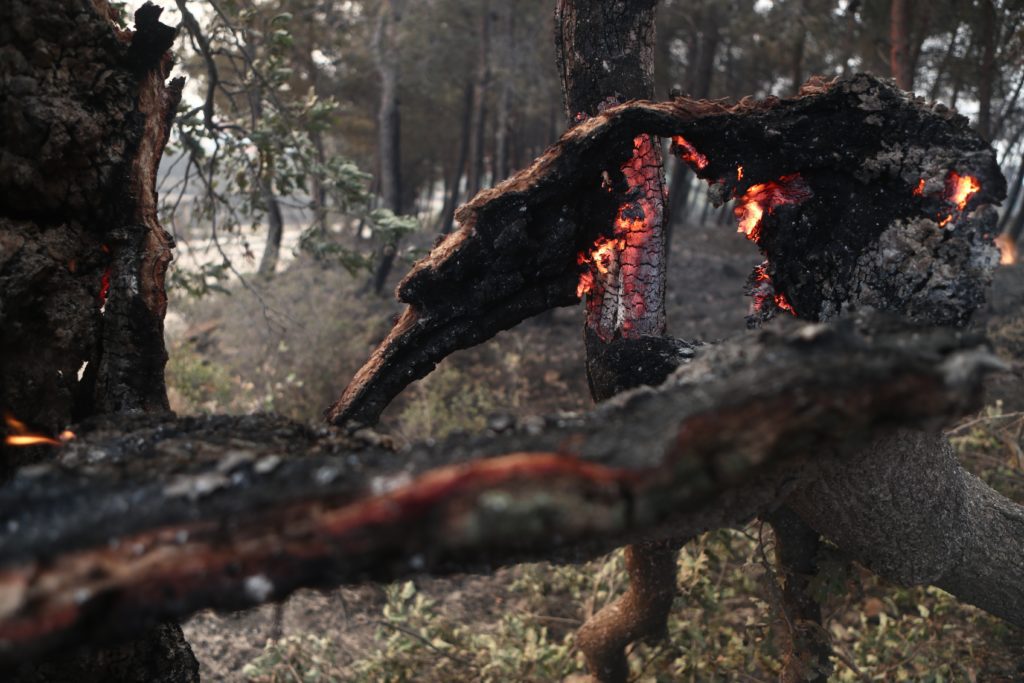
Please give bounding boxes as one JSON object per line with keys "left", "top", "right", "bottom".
{"left": 672, "top": 135, "right": 708, "bottom": 170}
{"left": 734, "top": 174, "right": 813, "bottom": 244}
{"left": 3, "top": 414, "right": 73, "bottom": 447}
{"left": 577, "top": 134, "right": 666, "bottom": 341}
{"left": 914, "top": 171, "right": 982, "bottom": 229}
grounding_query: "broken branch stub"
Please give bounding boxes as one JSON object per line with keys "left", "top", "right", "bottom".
{"left": 326, "top": 74, "right": 1005, "bottom": 429}
{"left": 0, "top": 321, "right": 994, "bottom": 664}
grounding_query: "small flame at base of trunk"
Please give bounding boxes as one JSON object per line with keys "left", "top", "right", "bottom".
{"left": 4, "top": 414, "right": 75, "bottom": 448}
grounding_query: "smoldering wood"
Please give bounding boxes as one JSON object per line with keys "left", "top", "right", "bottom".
{"left": 0, "top": 321, "right": 995, "bottom": 666}
{"left": 0, "top": 0, "right": 181, "bottom": 462}
{"left": 325, "top": 73, "right": 1005, "bottom": 429}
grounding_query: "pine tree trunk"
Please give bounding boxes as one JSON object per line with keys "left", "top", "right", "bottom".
{"left": 890, "top": 0, "right": 914, "bottom": 90}
{"left": 369, "top": 0, "right": 404, "bottom": 294}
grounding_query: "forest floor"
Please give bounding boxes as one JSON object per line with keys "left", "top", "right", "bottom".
{"left": 166, "top": 213, "right": 1024, "bottom": 682}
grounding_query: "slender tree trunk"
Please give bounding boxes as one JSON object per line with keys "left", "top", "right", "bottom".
{"left": 976, "top": 0, "right": 997, "bottom": 140}
{"left": 369, "top": 0, "right": 404, "bottom": 294}
{"left": 555, "top": 2, "right": 676, "bottom": 680}
{"left": 437, "top": 79, "right": 473, "bottom": 234}
{"left": 492, "top": 4, "right": 514, "bottom": 186}
{"left": 250, "top": 92, "right": 285, "bottom": 279}
{"left": 890, "top": 0, "right": 914, "bottom": 90}
{"left": 466, "top": 1, "right": 491, "bottom": 199}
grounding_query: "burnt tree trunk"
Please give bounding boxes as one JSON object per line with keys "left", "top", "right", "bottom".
{"left": 369, "top": 0, "right": 404, "bottom": 294}
{"left": 554, "top": 2, "right": 677, "bottom": 680}
{"left": 0, "top": 0, "right": 197, "bottom": 680}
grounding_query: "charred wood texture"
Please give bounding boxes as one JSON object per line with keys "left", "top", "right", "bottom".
{"left": 326, "top": 74, "right": 1005, "bottom": 429}
{"left": 554, "top": 3, "right": 674, "bottom": 678}
{"left": 0, "top": 1, "right": 191, "bottom": 679}
{"left": 0, "top": 0, "right": 181, "bottom": 465}
{"left": 0, "top": 322, "right": 994, "bottom": 666}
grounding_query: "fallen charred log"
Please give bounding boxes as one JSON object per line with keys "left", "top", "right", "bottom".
{"left": 0, "top": 320, "right": 996, "bottom": 665}
{"left": 326, "top": 73, "right": 1005, "bottom": 429}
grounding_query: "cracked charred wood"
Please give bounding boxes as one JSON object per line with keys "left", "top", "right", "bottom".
{"left": 553, "top": 2, "right": 679, "bottom": 679}
{"left": 0, "top": 0, "right": 182, "bottom": 473}
{"left": 0, "top": 321, "right": 993, "bottom": 666}
{"left": 325, "top": 73, "right": 1005, "bottom": 429}
{"left": 0, "top": 1, "right": 192, "bottom": 679}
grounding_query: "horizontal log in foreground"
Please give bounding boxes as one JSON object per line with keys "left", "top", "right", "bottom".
{"left": 0, "top": 320, "right": 998, "bottom": 665}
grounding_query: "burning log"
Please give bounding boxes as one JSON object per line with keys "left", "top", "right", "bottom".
{"left": 326, "top": 74, "right": 1005, "bottom": 429}
{"left": 0, "top": 321, "right": 999, "bottom": 665}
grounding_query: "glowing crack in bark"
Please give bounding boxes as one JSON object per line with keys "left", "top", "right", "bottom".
{"left": 578, "top": 134, "right": 668, "bottom": 341}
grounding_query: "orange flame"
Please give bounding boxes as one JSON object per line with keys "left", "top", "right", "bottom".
{"left": 996, "top": 233, "right": 1018, "bottom": 265}
{"left": 737, "top": 165, "right": 744, "bottom": 181}
{"left": 913, "top": 172, "right": 982, "bottom": 229}
{"left": 672, "top": 135, "right": 709, "bottom": 170}
{"left": 749, "top": 264, "right": 797, "bottom": 316}
{"left": 946, "top": 172, "right": 981, "bottom": 211}
{"left": 4, "top": 413, "right": 74, "bottom": 447}
{"left": 734, "top": 174, "right": 813, "bottom": 244}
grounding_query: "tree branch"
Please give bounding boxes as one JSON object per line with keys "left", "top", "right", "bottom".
{"left": 0, "top": 321, "right": 994, "bottom": 665}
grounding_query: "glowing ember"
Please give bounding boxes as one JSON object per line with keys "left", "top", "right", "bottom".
{"left": 672, "top": 135, "right": 709, "bottom": 170}
{"left": 995, "top": 233, "right": 1018, "bottom": 265}
{"left": 774, "top": 293, "right": 796, "bottom": 314}
{"left": 733, "top": 174, "right": 813, "bottom": 244}
{"left": 737, "top": 166, "right": 744, "bottom": 181}
{"left": 913, "top": 171, "right": 982, "bottom": 229}
{"left": 946, "top": 171, "right": 981, "bottom": 211}
{"left": 748, "top": 263, "right": 796, "bottom": 317}
{"left": 4, "top": 413, "right": 74, "bottom": 447}
{"left": 98, "top": 268, "right": 111, "bottom": 304}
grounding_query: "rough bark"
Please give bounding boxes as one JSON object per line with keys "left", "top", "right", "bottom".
{"left": 0, "top": 0, "right": 181, "bottom": 455}
{"left": 325, "top": 74, "right": 1005, "bottom": 429}
{"left": 790, "top": 428, "right": 1024, "bottom": 630}
{"left": 764, "top": 507, "right": 831, "bottom": 683}
{"left": 0, "top": 321, "right": 996, "bottom": 667}
{"left": 0, "top": 1, "right": 196, "bottom": 679}
{"left": 553, "top": 3, "right": 676, "bottom": 677}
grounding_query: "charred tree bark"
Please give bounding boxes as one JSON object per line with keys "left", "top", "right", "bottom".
{"left": 326, "top": 75, "right": 1005, "bottom": 430}
{"left": 554, "top": 2, "right": 677, "bottom": 679}
{"left": 0, "top": 322, "right": 995, "bottom": 667}
{"left": 764, "top": 507, "right": 831, "bottom": 683}
{"left": 0, "top": 1, "right": 197, "bottom": 680}
{"left": 0, "top": 0, "right": 181, "bottom": 450}
{"left": 369, "top": 0, "right": 404, "bottom": 294}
